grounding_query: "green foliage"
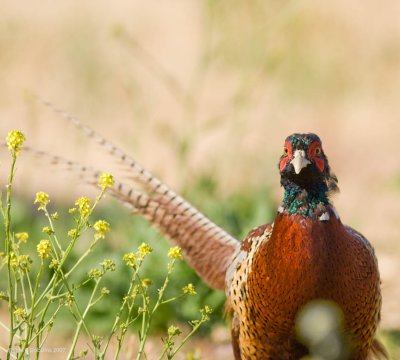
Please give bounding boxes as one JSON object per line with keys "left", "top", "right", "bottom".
{"left": 0, "top": 173, "right": 277, "bottom": 338}
{"left": 379, "top": 330, "right": 400, "bottom": 359}
{"left": 0, "top": 137, "right": 212, "bottom": 359}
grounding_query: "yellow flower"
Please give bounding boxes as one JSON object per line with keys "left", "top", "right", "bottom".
{"left": 68, "top": 228, "right": 77, "bottom": 238}
{"left": 15, "top": 232, "right": 29, "bottom": 243}
{"left": 51, "top": 212, "right": 59, "bottom": 220}
{"left": 14, "top": 307, "right": 27, "bottom": 319}
{"left": 75, "top": 197, "right": 92, "bottom": 217}
{"left": 8, "top": 252, "right": 18, "bottom": 268}
{"left": 101, "top": 287, "right": 110, "bottom": 296}
{"left": 49, "top": 259, "right": 60, "bottom": 270}
{"left": 167, "top": 325, "right": 182, "bottom": 337}
{"left": 37, "top": 239, "right": 51, "bottom": 259}
{"left": 168, "top": 246, "right": 183, "bottom": 260}
{"left": 201, "top": 305, "right": 213, "bottom": 317}
{"left": 65, "top": 293, "right": 74, "bottom": 307}
{"left": 34, "top": 192, "right": 50, "bottom": 211}
{"left": 88, "top": 269, "right": 102, "bottom": 279}
{"left": 93, "top": 220, "right": 110, "bottom": 240}
{"left": 0, "top": 291, "right": 8, "bottom": 301}
{"left": 123, "top": 252, "right": 137, "bottom": 268}
{"left": 141, "top": 278, "right": 152, "bottom": 287}
{"left": 17, "top": 255, "right": 32, "bottom": 271}
{"left": 6, "top": 130, "right": 26, "bottom": 156}
{"left": 98, "top": 173, "right": 115, "bottom": 191}
{"left": 182, "top": 283, "right": 197, "bottom": 295}
{"left": 42, "top": 226, "right": 54, "bottom": 235}
{"left": 138, "top": 243, "right": 152, "bottom": 259}
{"left": 100, "top": 259, "right": 115, "bottom": 272}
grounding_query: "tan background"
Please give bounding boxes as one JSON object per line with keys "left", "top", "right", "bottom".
{"left": 0, "top": 0, "right": 399, "bottom": 334}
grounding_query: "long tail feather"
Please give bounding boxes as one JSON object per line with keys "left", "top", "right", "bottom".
{"left": 39, "top": 98, "right": 170, "bottom": 194}
{"left": 21, "top": 144, "right": 239, "bottom": 290}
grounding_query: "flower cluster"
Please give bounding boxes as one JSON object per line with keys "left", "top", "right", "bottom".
{"left": 167, "top": 325, "right": 182, "bottom": 337}
{"left": 6, "top": 252, "right": 17, "bottom": 268}
{"left": 34, "top": 192, "right": 50, "bottom": 211}
{"left": 101, "top": 287, "right": 110, "bottom": 296}
{"left": 100, "top": 259, "right": 115, "bottom": 272}
{"left": 15, "top": 232, "right": 29, "bottom": 243}
{"left": 6, "top": 130, "right": 26, "bottom": 156}
{"left": 75, "top": 197, "right": 92, "bottom": 217}
{"left": 138, "top": 243, "right": 152, "bottom": 259}
{"left": 14, "top": 307, "right": 27, "bottom": 319}
{"left": 200, "top": 305, "right": 213, "bottom": 320}
{"left": 37, "top": 239, "right": 51, "bottom": 259}
{"left": 168, "top": 246, "right": 183, "bottom": 260}
{"left": 0, "top": 291, "right": 8, "bottom": 301}
{"left": 98, "top": 173, "right": 115, "bottom": 191}
{"left": 16, "top": 255, "right": 32, "bottom": 271}
{"left": 42, "top": 226, "right": 54, "bottom": 235}
{"left": 49, "top": 259, "right": 60, "bottom": 270}
{"left": 123, "top": 252, "right": 137, "bottom": 269}
{"left": 68, "top": 229, "right": 77, "bottom": 238}
{"left": 191, "top": 306, "right": 213, "bottom": 326}
{"left": 141, "top": 278, "right": 152, "bottom": 287}
{"left": 7, "top": 253, "right": 31, "bottom": 270}
{"left": 94, "top": 220, "right": 110, "bottom": 240}
{"left": 182, "top": 283, "right": 196, "bottom": 295}
{"left": 88, "top": 269, "right": 102, "bottom": 279}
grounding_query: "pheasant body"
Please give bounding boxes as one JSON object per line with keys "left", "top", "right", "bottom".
{"left": 32, "top": 105, "right": 386, "bottom": 359}
{"left": 227, "top": 206, "right": 381, "bottom": 359}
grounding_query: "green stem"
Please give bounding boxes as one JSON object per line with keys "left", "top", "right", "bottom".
{"left": 168, "top": 325, "right": 201, "bottom": 359}
{"left": 44, "top": 209, "right": 62, "bottom": 252}
{"left": 67, "top": 278, "right": 101, "bottom": 359}
{"left": 64, "top": 239, "right": 99, "bottom": 278}
{"left": 102, "top": 275, "right": 137, "bottom": 358}
{"left": 35, "top": 279, "right": 64, "bottom": 353}
{"left": 136, "top": 260, "right": 174, "bottom": 360}
{"left": 18, "top": 270, "right": 29, "bottom": 310}
{"left": 5, "top": 155, "right": 17, "bottom": 359}
{"left": 26, "top": 270, "right": 34, "bottom": 300}
{"left": 16, "top": 260, "right": 44, "bottom": 360}
{"left": 29, "top": 302, "right": 62, "bottom": 346}
{"left": 113, "top": 269, "right": 142, "bottom": 360}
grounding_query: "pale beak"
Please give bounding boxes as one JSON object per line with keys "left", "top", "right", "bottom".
{"left": 290, "top": 150, "right": 311, "bottom": 174}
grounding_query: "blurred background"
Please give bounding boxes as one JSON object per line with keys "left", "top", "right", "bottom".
{"left": 0, "top": 0, "right": 399, "bottom": 358}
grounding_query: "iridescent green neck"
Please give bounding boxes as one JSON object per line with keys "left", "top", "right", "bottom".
{"left": 282, "top": 183, "right": 330, "bottom": 217}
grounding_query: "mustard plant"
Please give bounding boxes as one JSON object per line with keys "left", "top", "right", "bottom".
{"left": 1, "top": 131, "right": 211, "bottom": 359}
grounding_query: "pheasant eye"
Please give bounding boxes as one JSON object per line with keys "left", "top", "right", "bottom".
{"left": 283, "top": 147, "right": 289, "bottom": 156}
{"left": 315, "top": 147, "right": 322, "bottom": 156}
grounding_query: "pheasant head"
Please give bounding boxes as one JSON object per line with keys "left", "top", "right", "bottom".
{"left": 278, "top": 133, "right": 339, "bottom": 217}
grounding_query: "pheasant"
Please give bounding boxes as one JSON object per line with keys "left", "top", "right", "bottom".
{"left": 27, "top": 103, "right": 386, "bottom": 359}
{"left": 225, "top": 133, "right": 385, "bottom": 359}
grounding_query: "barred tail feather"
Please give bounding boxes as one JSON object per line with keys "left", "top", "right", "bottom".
{"left": 40, "top": 99, "right": 174, "bottom": 195}
{"left": 110, "top": 181, "right": 239, "bottom": 290}
{"left": 20, "top": 146, "right": 239, "bottom": 290}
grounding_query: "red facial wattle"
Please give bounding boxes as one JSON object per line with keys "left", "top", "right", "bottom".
{"left": 308, "top": 141, "right": 325, "bottom": 173}
{"left": 279, "top": 140, "right": 293, "bottom": 172}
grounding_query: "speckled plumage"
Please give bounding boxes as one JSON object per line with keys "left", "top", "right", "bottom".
{"left": 226, "top": 205, "right": 382, "bottom": 359}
